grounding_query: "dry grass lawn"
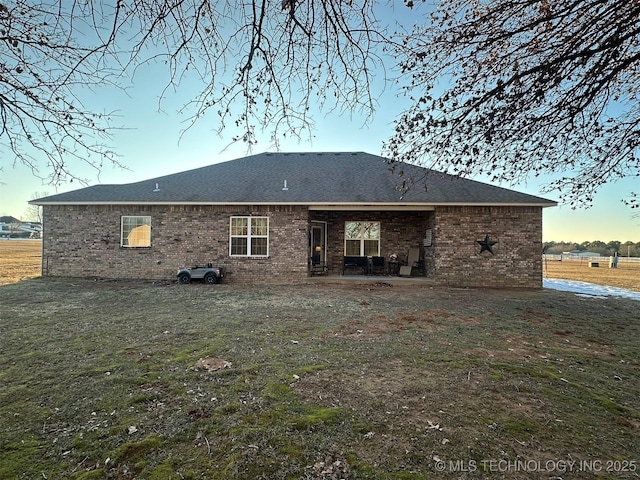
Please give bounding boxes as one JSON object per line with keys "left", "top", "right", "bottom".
{"left": 1, "top": 241, "right": 639, "bottom": 479}
{"left": 0, "top": 240, "right": 41, "bottom": 285}
{"left": 1, "top": 239, "right": 639, "bottom": 292}
{"left": 1, "top": 276, "right": 639, "bottom": 479}
{"left": 544, "top": 258, "right": 640, "bottom": 292}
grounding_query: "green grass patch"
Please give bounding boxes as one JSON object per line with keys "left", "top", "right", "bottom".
{"left": 490, "top": 362, "right": 563, "bottom": 381}
{"left": 291, "top": 406, "right": 343, "bottom": 430}
{"left": 114, "top": 435, "right": 164, "bottom": 464}
{"left": 502, "top": 417, "right": 539, "bottom": 436}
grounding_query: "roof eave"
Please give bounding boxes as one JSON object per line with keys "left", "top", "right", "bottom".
{"left": 31, "top": 200, "right": 557, "bottom": 208}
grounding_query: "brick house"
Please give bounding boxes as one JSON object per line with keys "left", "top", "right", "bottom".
{"left": 31, "top": 152, "right": 556, "bottom": 287}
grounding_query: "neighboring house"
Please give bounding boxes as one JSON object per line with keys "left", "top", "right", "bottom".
{"left": 31, "top": 152, "right": 556, "bottom": 287}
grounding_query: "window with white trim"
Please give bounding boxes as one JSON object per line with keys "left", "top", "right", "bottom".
{"left": 345, "top": 221, "right": 380, "bottom": 256}
{"left": 230, "top": 216, "right": 269, "bottom": 256}
{"left": 121, "top": 216, "right": 151, "bottom": 247}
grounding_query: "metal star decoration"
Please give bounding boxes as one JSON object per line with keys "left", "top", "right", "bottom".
{"left": 477, "top": 234, "right": 498, "bottom": 254}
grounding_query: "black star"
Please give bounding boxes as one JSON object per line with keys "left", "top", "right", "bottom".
{"left": 477, "top": 235, "right": 498, "bottom": 254}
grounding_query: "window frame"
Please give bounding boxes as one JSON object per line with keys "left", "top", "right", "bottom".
{"left": 229, "top": 216, "right": 269, "bottom": 257}
{"left": 344, "top": 221, "right": 380, "bottom": 256}
{"left": 121, "top": 215, "right": 151, "bottom": 248}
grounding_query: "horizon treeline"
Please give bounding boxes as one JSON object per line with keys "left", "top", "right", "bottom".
{"left": 544, "top": 240, "right": 640, "bottom": 257}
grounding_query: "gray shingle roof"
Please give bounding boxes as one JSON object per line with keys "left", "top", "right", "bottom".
{"left": 31, "top": 152, "right": 556, "bottom": 206}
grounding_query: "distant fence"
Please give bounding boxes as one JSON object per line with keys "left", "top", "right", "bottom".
{"left": 543, "top": 254, "right": 640, "bottom": 263}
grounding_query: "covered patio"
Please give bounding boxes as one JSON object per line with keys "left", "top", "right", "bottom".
{"left": 307, "top": 209, "right": 436, "bottom": 280}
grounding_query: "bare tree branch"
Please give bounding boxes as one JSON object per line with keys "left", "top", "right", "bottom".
{"left": 1, "top": 0, "right": 123, "bottom": 185}
{"left": 384, "top": 0, "right": 640, "bottom": 207}
{"left": 1, "top": 0, "right": 391, "bottom": 184}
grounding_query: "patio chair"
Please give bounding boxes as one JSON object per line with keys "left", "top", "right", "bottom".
{"left": 310, "top": 255, "right": 328, "bottom": 276}
{"left": 342, "top": 255, "right": 368, "bottom": 275}
{"left": 399, "top": 247, "right": 420, "bottom": 276}
{"left": 370, "top": 256, "right": 385, "bottom": 275}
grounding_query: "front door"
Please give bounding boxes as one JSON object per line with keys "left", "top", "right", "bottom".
{"left": 310, "top": 222, "right": 327, "bottom": 266}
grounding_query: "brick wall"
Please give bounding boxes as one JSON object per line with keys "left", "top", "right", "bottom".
{"left": 41, "top": 204, "right": 309, "bottom": 283}
{"left": 41, "top": 204, "right": 543, "bottom": 287}
{"left": 434, "top": 206, "right": 544, "bottom": 288}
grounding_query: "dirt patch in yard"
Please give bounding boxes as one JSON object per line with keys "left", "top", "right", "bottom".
{"left": 333, "top": 309, "right": 453, "bottom": 338}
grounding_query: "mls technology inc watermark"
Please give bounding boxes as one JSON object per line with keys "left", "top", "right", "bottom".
{"left": 432, "top": 458, "right": 637, "bottom": 475}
